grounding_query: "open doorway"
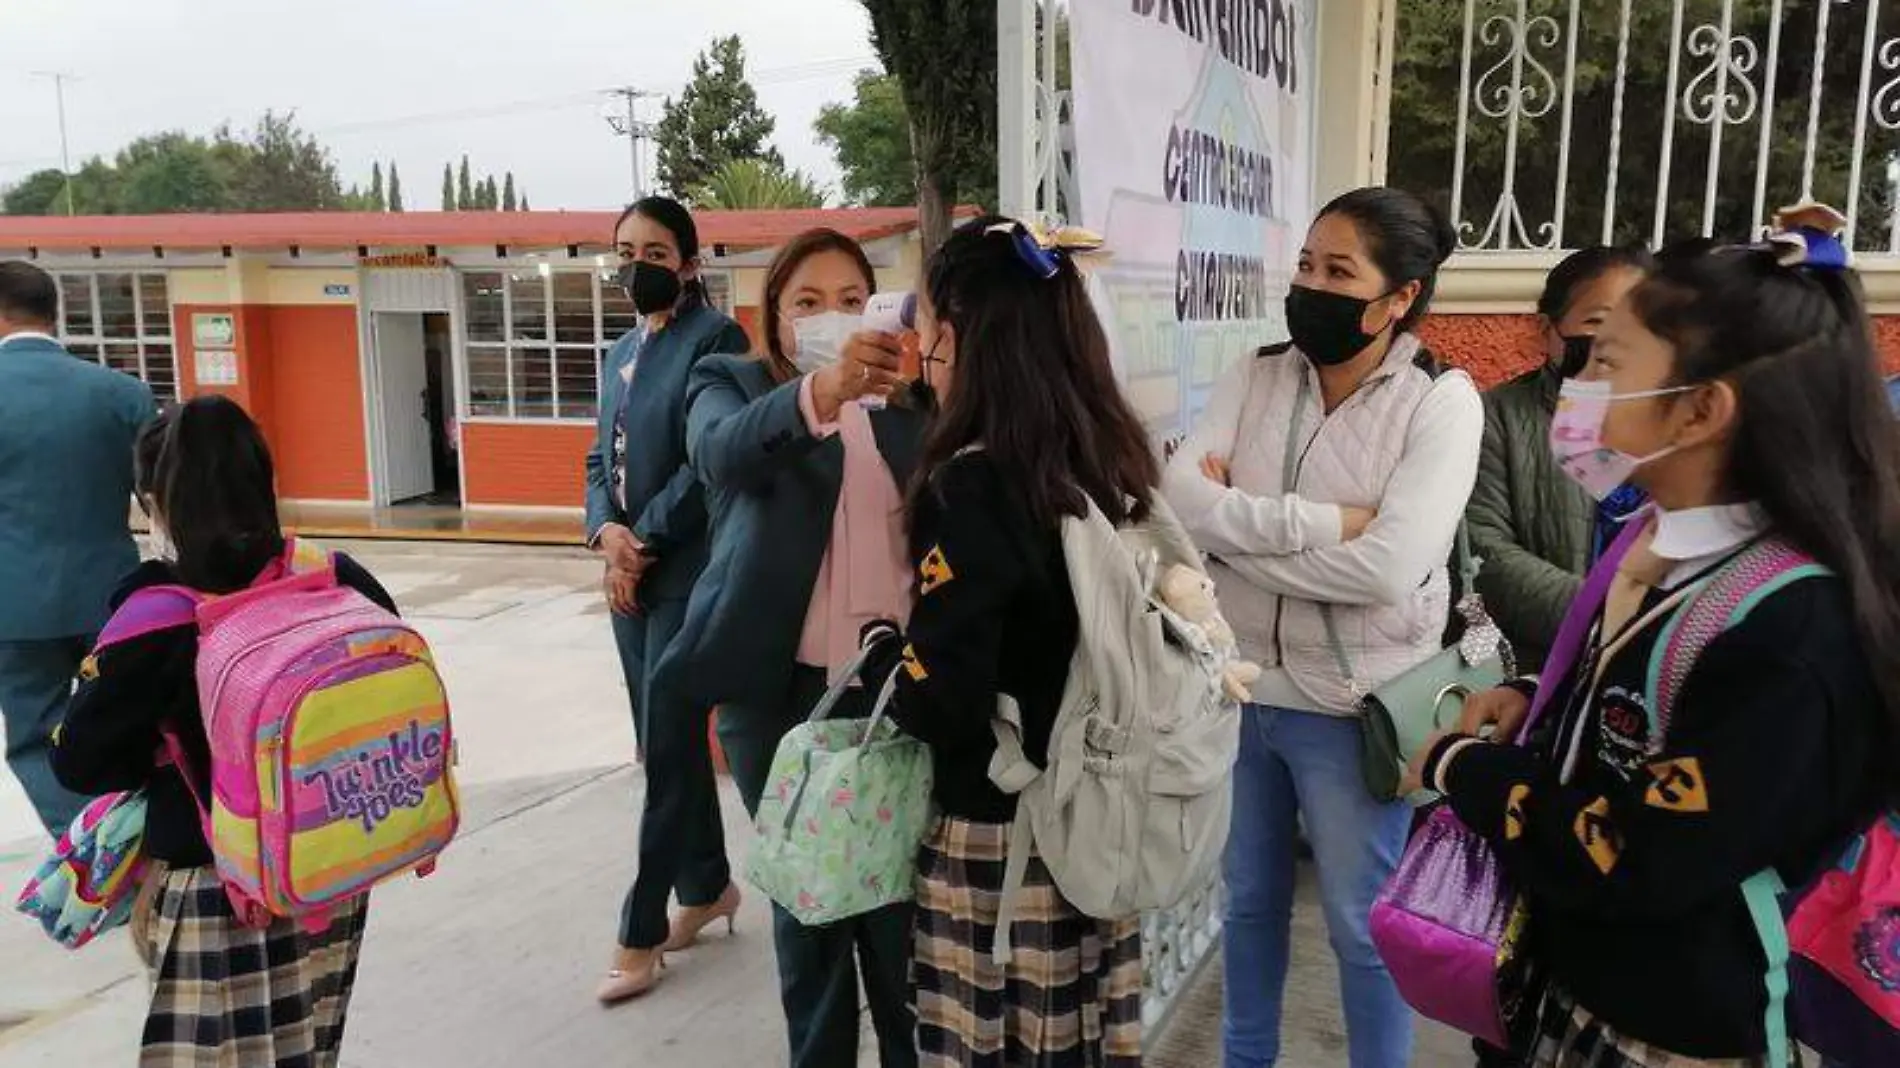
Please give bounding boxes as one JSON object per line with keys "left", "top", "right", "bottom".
{"left": 371, "top": 310, "right": 461, "bottom": 507}
{"left": 422, "top": 313, "right": 460, "bottom": 505}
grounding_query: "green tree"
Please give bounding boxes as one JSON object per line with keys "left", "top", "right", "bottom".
{"left": 2, "top": 169, "right": 72, "bottom": 215}
{"left": 520, "top": 192, "right": 531, "bottom": 211}
{"left": 117, "top": 133, "right": 232, "bottom": 213}
{"left": 369, "top": 162, "right": 386, "bottom": 211}
{"left": 502, "top": 172, "right": 518, "bottom": 211}
{"left": 862, "top": 1, "right": 998, "bottom": 252}
{"left": 815, "top": 71, "right": 917, "bottom": 207}
{"left": 68, "top": 159, "right": 125, "bottom": 215}
{"left": 441, "top": 164, "right": 456, "bottom": 211}
{"left": 457, "top": 156, "right": 474, "bottom": 211}
{"left": 692, "top": 158, "right": 827, "bottom": 209}
{"left": 388, "top": 164, "right": 405, "bottom": 212}
{"left": 655, "top": 35, "right": 784, "bottom": 199}
{"left": 485, "top": 176, "right": 501, "bottom": 210}
{"left": 215, "top": 111, "right": 343, "bottom": 211}
{"left": 1388, "top": 0, "right": 1876, "bottom": 249}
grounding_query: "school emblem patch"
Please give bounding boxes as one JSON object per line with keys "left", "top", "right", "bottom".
{"left": 1644, "top": 756, "right": 1709, "bottom": 813}
{"left": 1574, "top": 796, "right": 1622, "bottom": 875}
{"left": 919, "top": 546, "right": 954, "bottom": 595}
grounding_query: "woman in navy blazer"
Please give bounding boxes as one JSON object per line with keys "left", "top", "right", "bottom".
{"left": 655, "top": 230, "right": 923, "bottom": 1068}
{"left": 583, "top": 197, "right": 750, "bottom": 1004}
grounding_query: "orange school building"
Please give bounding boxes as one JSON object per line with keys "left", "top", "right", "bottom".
{"left": 0, "top": 210, "right": 937, "bottom": 523}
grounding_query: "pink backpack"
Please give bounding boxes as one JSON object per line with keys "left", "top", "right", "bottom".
{"left": 131, "top": 540, "right": 459, "bottom": 929}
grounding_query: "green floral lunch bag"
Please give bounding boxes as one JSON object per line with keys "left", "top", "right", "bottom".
{"left": 744, "top": 646, "right": 934, "bottom": 926}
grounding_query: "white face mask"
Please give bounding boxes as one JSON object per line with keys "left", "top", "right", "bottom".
{"left": 790, "top": 311, "right": 862, "bottom": 374}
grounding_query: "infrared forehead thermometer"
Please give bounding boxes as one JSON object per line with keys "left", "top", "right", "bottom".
{"left": 864, "top": 291, "right": 916, "bottom": 334}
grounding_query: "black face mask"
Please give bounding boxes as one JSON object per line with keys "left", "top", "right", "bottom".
{"left": 619, "top": 261, "right": 684, "bottom": 316}
{"left": 906, "top": 376, "right": 939, "bottom": 415}
{"left": 1284, "top": 284, "right": 1393, "bottom": 368}
{"left": 1556, "top": 333, "right": 1594, "bottom": 379}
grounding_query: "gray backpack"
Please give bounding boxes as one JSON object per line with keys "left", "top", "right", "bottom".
{"left": 988, "top": 492, "right": 1241, "bottom": 963}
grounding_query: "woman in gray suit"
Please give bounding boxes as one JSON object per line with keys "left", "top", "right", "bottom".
{"left": 655, "top": 229, "right": 923, "bottom": 1068}
{"left": 584, "top": 197, "right": 750, "bottom": 1004}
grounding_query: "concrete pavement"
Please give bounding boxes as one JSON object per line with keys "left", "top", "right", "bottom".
{"left": 0, "top": 541, "right": 1469, "bottom": 1067}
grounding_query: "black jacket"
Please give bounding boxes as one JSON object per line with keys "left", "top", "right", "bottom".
{"left": 1427, "top": 570, "right": 1887, "bottom": 1058}
{"left": 655, "top": 354, "right": 925, "bottom": 711}
{"left": 51, "top": 556, "right": 397, "bottom": 866}
{"left": 862, "top": 452, "right": 1078, "bottom": 822}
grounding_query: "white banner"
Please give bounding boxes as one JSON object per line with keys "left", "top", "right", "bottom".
{"left": 1071, "top": 0, "right": 1317, "bottom": 451}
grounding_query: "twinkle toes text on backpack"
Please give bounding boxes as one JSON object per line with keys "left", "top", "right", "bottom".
{"left": 173, "top": 543, "right": 460, "bottom": 928}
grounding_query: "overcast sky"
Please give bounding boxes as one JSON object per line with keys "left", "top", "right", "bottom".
{"left": 0, "top": 0, "right": 877, "bottom": 210}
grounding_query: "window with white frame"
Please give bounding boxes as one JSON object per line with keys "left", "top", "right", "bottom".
{"left": 460, "top": 266, "right": 736, "bottom": 421}
{"left": 55, "top": 272, "right": 178, "bottom": 401}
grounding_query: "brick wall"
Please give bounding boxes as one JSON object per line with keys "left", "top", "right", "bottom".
{"left": 461, "top": 422, "right": 594, "bottom": 508}
{"left": 1418, "top": 313, "right": 1900, "bottom": 390}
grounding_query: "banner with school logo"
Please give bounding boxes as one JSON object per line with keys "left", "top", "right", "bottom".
{"left": 1071, "top": 0, "right": 1317, "bottom": 449}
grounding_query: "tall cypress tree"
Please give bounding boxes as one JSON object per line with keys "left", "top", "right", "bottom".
{"left": 387, "top": 163, "right": 404, "bottom": 212}
{"left": 441, "top": 164, "right": 456, "bottom": 211}
{"left": 457, "top": 156, "right": 474, "bottom": 211}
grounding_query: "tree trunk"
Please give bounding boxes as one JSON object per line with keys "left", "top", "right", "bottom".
{"left": 911, "top": 115, "right": 952, "bottom": 257}
{"left": 917, "top": 169, "right": 951, "bottom": 259}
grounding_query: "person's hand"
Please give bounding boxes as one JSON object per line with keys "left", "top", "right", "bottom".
{"left": 596, "top": 523, "right": 644, "bottom": 573}
{"left": 812, "top": 331, "right": 905, "bottom": 421}
{"left": 603, "top": 563, "right": 640, "bottom": 617}
{"left": 1458, "top": 685, "right": 1533, "bottom": 742}
{"left": 1400, "top": 729, "right": 1454, "bottom": 796}
{"left": 1340, "top": 506, "right": 1378, "bottom": 541}
{"left": 1200, "top": 453, "right": 1232, "bottom": 486}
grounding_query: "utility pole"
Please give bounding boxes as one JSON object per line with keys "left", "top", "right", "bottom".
{"left": 30, "top": 71, "right": 77, "bottom": 215}
{"left": 602, "top": 87, "right": 656, "bottom": 200}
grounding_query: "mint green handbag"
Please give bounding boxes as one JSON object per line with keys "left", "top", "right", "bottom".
{"left": 1321, "top": 523, "right": 1515, "bottom": 803}
{"left": 743, "top": 648, "right": 935, "bottom": 926}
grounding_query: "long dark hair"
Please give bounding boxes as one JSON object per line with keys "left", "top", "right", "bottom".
{"left": 617, "top": 195, "right": 710, "bottom": 305}
{"left": 1316, "top": 187, "right": 1456, "bottom": 334}
{"left": 912, "top": 215, "right": 1159, "bottom": 529}
{"left": 138, "top": 396, "right": 285, "bottom": 594}
{"left": 1537, "top": 244, "right": 1656, "bottom": 322}
{"left": 759, "top": 228, "right": 876, "bottom": 381}
{"left": 1630, "top": 247, "right": 1900, "bottom": 762}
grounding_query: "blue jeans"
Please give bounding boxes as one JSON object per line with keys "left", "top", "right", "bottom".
{"left": 1223, "top": 705, "right": 1412, "bottom": 1068}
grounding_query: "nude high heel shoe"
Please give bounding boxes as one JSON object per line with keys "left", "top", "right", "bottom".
{"left": 660, "top": 883, "right": 742, "bottom": 952}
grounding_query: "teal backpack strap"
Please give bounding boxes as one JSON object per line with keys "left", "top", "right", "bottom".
{"left": 1740, "top": 868, "right": 1792, "bottom": 1068}
{"left": 1642, "top": 537, "right": 1828, "bottom": 1068}
{"left": 1644, "top": 539, "right": 1831, "bottom": 744}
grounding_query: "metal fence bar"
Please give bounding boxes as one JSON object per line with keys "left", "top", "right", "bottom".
{"left": 1603, "top": 0, "right": 1633, "bottom": 246}
{"left": 1847, "top": 0, "right": 1883, "bottom": 246}
{"left": 1418, "top": 0, "right": 1900, "bottom": 257}
{"left": 1751, "top": 0, "right": 1787, "bottom": 237}
{"left": 1498, "top": 0, "right": 1530, "bottom": 248}
{"left": 1450, "top": 0, "right": 1479, "bottom": 244}
{"left": 1699, "top": 0, "right": 1740, "bottom": 238}
{"left": 1653, "top": 0, "right": 1688, "bottom": 248}
{"left": 1551, "top": 0, "right": 1582, "bottom": 248}
{"left": 1803, "top": 0, "right": 1837, "bottom": 200}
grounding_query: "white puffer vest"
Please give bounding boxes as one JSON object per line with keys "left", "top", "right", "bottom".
{"left": 1208, "top": 335, "right": 1474, "bottom": 712}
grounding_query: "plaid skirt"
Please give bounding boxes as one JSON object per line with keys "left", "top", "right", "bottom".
{"left": 135, "top": 864, "right": 369, "bottom": 1068}
{"left": 913, "top": 816, "right": 1143, "bottom": 1068}
{"left": 1526, "top": 987, "right": 1798, "bottom": 1068}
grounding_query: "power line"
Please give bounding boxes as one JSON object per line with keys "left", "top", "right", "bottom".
{"left": 313, "top": 55, "right": 877, "bottom": 139}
